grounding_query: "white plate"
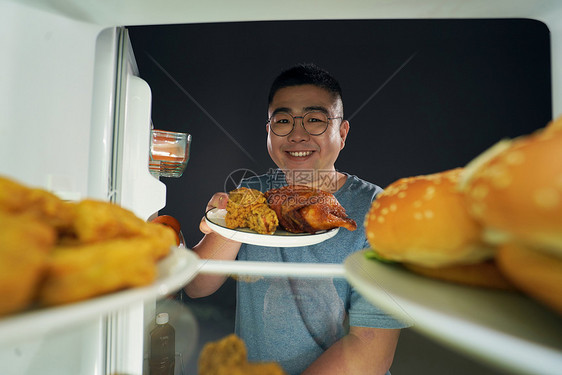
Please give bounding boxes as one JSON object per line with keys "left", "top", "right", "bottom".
{"left": 0, "top": 247, "right": 200, "bottom": 344}
{"left": 344, "top": 250, "right": 562, "bottom": 375}
{"left": 205, "top": 208, "right": 339, "bottom": 247}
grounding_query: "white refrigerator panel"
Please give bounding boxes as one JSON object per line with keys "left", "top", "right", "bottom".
{"left": 0, "top": 1, "right": 101, "bottom": 197}
{"left": 0, "top": 3, "right": 167, "bottom": 374}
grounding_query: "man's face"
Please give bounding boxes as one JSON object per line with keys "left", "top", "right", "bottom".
{"left": 266, "top": 85, "right": 349, "bottom": 175}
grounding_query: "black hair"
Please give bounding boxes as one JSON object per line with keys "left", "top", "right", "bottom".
{"left": 267, "top": 63, "right": 343, "bottom": 105}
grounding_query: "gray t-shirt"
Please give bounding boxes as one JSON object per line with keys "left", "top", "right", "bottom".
{"left": 234, "top": 171, "right": 408, "bottom": 375}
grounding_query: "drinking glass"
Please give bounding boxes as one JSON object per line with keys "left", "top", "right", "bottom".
{"left": 149, "top": 130, "right": 191, "bottom": 178}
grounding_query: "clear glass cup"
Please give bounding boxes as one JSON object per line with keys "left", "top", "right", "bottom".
{"left": 149, "top": 130, "right": 191, "bottom": 178}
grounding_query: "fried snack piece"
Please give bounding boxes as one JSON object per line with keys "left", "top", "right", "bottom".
{"left": 59, "top": 199, "right": 175, "bottom": 260}
{"left": 0, "top": 211, "right": 56, "bottom": 315}
{"left": 38, "top": 217, "right": 176, "bottom": 306}
{"left": 0, "top": 176, "right": 75, "bottom": 232}
{"left": 198, "top": 333, "right": 247, "bottom": 373}
{"left": 0, "top": 176, "right": 177, "bottom": 309}
{"left": 139, "top": 221, "right": 178, "bottom": 261}
{"left": 67, "top": 199, "right": 150, "bottom": 244}
{"left": 198, "top": 334, "right": 286, "bottom": 375}
{"left": 403, "top": 260, "right": 515, "bottom": 290}
{"left": 225, "top": 188, "right": 278, "bottom": 234}
{"left": 266, "top": 185, "right": 356, "bottom": 233}
{"left": 38, "top": 236, "right": 165, "bottom": 306}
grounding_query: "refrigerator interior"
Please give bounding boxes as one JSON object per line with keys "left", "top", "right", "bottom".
{"left": 1, "top": 1, "right": 562, "bottom": 374}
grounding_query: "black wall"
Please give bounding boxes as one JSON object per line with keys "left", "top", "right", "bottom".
{"left": 128, "top": 18, "right": 551, "bottom": 253}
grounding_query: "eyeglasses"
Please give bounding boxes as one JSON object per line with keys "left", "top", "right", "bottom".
{"left": 267, "top": 111, "right": 343, "bottom": 137}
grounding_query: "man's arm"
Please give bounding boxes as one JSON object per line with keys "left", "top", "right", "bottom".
{"left": 302, "top": 327, "right": 401, "bottom": 375}
{"left": 184, "top": 192, "right": 242, "bottom": 298}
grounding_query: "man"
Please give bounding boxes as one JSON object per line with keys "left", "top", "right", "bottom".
{"left": 185, "top": 63, "right": 408, "bottom": 374}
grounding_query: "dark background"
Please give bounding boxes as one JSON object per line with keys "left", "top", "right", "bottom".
{"left": 129, "top": 18, "right": 551, "bottom": 251}
{"left": 129, "top": 19, "right": 551, "bottom": 373}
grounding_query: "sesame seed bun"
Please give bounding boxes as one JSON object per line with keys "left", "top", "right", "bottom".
{"left": 496, "top": 242, "right": 562, "bottom": 314}
{"left": 365, "top": 168, "right": 495, "bottom": 268}
{"left": 460, "top": 116, "right": 562, "bottom": 257}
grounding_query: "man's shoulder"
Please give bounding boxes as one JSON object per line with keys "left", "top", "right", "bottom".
{"left": 341, "top": 173, "right": 383, "bottom": 196}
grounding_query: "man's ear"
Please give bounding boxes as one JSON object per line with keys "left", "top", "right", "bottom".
{"left": 339, "top": 120, "right": 350, "bottom": 150}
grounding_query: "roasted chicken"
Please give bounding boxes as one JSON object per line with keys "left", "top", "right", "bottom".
{"left": 265, "top": 185, "right": 357, "bottom": 234}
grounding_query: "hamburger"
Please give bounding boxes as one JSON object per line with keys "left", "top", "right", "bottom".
{"left": 460, "top": 116, "right": 562, "bottom": 256}
{"left": 460, "top": 115, "right": 562, "bottom": 312}
{"left": 364, "top": 168, "right": 512, "bottom": 289}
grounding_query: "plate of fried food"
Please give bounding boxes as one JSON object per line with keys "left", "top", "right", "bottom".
{"left": 0, "top": 175, "right": 200, "bottom": 343}
{"left": 204, "top": 185, "right": 358, "bottom": 247}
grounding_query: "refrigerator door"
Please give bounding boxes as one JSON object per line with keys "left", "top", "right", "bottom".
{"left": 101, "top": 27, "right": 167, "bottom": 375}
{"left": 0, "top": 17, "right": 167, "bottom": 374}
{"left": 109, "top": 28, "right": 166, "bottom": 220}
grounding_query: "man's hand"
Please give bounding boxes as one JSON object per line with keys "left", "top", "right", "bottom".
{"left": 199, "top": 192, "right": 229, "bottom": 234}
{"left": 186, "top": 191, "right": 241, "bottom": 299}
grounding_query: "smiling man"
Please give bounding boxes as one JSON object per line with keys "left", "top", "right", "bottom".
{"left": 266, "top": 83, "right": 348, "bottom": 189}
{"left": 185, "top": 63, "right": 408, "bottom": 375}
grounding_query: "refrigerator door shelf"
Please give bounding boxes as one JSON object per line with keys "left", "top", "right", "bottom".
{"left": 119, "top": 75, "right": 166, "bottom": 221}
{"left": 197, "top": 259, "right": 346, "bottom": 278}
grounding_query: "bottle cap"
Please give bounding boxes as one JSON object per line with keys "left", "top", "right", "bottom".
{"left": 156, "top": 312, "right": 169, "bottom": 325}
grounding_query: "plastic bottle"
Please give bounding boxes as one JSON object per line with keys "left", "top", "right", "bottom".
{"left": 149, "top": 312, "right": 175, "bottom": 375}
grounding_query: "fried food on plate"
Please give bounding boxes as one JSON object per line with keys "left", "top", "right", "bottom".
{"left": 198, "top": 334, "right": 286, "bottom": 375}
{"left": 68, "top": 199, "right": 151, "bottom": 244}
{"left": 139, "top": 221, "right": 177, "bottom": 260}
{"left": 38, "top": 237, "right": 161, "bottom": 306}
{"left": 59, "top": 199, "right": 175, "bottom": 259}
{"left": 38, "top": 212, "right": 177, "bottom": 306}
{"left": 225, "top": 188, "right": 279, "bottom": 234}
{"left": 0, "top": 175, "right": 178, "bottom": 311}
{"left": 265, "top": 185, "right": 356, "bottom": 234}
{"left": 0, "top": 211, "right": 56, "bottom": 315}
{"left": 0, "top": 175, "right": 75, "bottom": 231}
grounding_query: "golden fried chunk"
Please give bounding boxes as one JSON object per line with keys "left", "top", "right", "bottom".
{"left": 0, "top": 176, "right": 75, "bottom": 232}
{"left": 198, "top": 334, "right": 286, "bottom": 375}
{"left": 198, "top": 333, "right": 247, "bottom": 374}
{"left": 139, "top": 221, "right": 177, "bottom": 261}
{"left": 0, "top": 176, "right": 177, "bottom": 310}
{"left": 57, "top": 200, "right": 175, "bottom": 259}
{"left": 38, "top": 237, "right": 162, "bottom": 306}
{"left": 225, "top": 188, "right": 278, "bottom": 234}
{"left": 68, "top": 199, "right": 149, "bottom": 244}
{"left": 0, "top": 211, "right": 56, "bottom": 315}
